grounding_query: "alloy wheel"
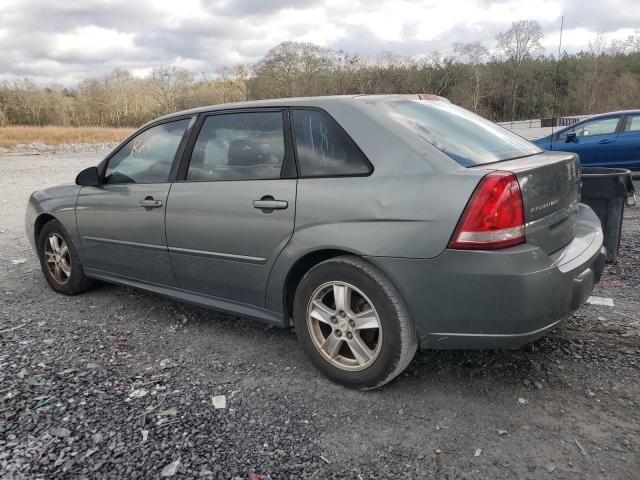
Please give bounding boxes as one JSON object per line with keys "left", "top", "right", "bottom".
{"left": 44, "top": 233, "right": 71, "bottom": 285}
{"left": 306, "top": 281, "right": 382, "bottom": 371}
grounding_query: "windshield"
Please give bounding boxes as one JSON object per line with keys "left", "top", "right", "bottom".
{"left": 376, "top": 100, "right": 542, "bottom": 166}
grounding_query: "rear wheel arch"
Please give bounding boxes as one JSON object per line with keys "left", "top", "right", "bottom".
{"left": 283, "top": 249, "right": 358, "bottom": 324}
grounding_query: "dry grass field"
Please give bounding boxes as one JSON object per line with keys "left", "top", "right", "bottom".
{"left": 0, "top": 126, "right": 133, "bottom": 148}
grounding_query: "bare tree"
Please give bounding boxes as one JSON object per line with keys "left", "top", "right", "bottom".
{"left": 496, "top": 20, "right": 544, "bottom": 120}
{"left": 586, "top": 33, "right": 607, "bottom": 112}
{"left": 148, "top": 66, "right": 193, "bottom": 114}
{"left": 454, "top": 41, "right": 489, "bottom": 112}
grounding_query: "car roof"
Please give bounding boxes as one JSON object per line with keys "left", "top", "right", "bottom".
{"left": 579, "top": 109, "right": 640, "bottom": 121}
{"left": 152, "top": 94, "right": 441, "bottom": 123}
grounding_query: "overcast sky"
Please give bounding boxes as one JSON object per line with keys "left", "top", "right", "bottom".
{"left": 0, "top": 0, "right": 638, "bottom": 86}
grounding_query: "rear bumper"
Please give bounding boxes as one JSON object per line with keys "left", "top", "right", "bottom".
{"left": 366, "top": 204, "right": 605, "bottom": 349}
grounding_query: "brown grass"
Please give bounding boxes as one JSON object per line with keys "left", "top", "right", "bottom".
{"left": 0, "top": 126, "right": 134, "bottom": 148}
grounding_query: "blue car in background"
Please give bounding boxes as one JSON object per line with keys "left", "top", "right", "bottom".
{"left": 533, "top": 110, "right": 640, "bottom": 170}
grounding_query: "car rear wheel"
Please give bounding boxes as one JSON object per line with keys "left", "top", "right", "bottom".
{"left": 38, "top": 220, "right": 94, "bottom": 295}
{"left": 293, "top": 256, "right": 418, "bottom": 389}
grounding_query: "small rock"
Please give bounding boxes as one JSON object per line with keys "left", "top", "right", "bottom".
{"left": 92, "top": 432, "right": 104, "bottom": 444}
{"left": 11, "top": 258, "right": 27, "bottom": 265}
{"left": 51, "top": 427, "right": 71, "bottom": 438}
{"left": 211, "top": 395, "right": 226, "bottom": 409}
{"left": 43, "top": 338, "right": 55, "bottom": 345}
{"left": 534, "top": 381, "right": 544, "bottom": 390}
{"left": 161, "top": 459, "right": 181, "bottom": 477}
{"left": 141, "top": 430, "right": 149, "bottom": 442}
{"left": 474, "top": 448, "right": 482, "bottom": 457}
{"left": 498, "top": 429, "right": 508, "bottom": 436}
{"left": 518, "top": 397, "right": 528, "bottom": 405}
{"left": 128, "top": 389, "right": 148, "bottom": 399}
{"left": 159, "top": 359, "right": 172, "bottom": 369}
{"left": 546, "top": 463, "right": 557, "bottom": 473}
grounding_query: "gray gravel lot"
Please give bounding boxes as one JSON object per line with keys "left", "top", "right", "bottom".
{"left": 1, "top": 152, "right": 639, "bottom": 479}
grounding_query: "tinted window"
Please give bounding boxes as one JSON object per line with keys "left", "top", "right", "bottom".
{"left": 187, "top": 112, "right": 285, "bottom": 181}
{"left": 105, "top": 119, "right": 189, "bottom": 184}
{"left": 572, "top": 117, "right": 619, "bottom": 137}
{"left": 375, "top": 100, "right": 541, "bottom": 166}
{"left": 292, "top": 109, "right": 371, "bottom": 177}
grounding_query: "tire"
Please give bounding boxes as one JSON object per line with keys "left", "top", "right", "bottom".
{"left": 293, "top": 255, "right": 418, "bottom": 389}
{"left": 37, "top": 219, "right": 94, "bottom": 295}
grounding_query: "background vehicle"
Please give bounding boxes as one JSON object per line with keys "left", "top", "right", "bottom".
{"left": 26, "top": 95, "right": 605, "bottom": 389}
{"left": 533, "top": 110, "right": 640, "bottom": 170}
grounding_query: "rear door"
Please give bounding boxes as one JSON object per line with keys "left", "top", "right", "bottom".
{"left": 612, "top": 114, "right": 640, "bottom": 169}
{"left": 76, "top": 117, "right": 192, "bottom": 285}
{"left": 554, "top": 116, "right": 621, "bottom": 166}
{"left": 165, "top": 109, "right": 296, "bottom": 306}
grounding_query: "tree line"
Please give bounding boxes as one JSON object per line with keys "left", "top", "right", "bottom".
{"left": 1, "top": 20, "right": 639, "bottom": 127}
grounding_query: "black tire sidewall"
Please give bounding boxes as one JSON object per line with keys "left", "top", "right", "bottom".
{"left": 38, "top": 220, "right": 89, "bottom": 295}
{"left": 293, "top": 259, "right": 406, "bottom": 389}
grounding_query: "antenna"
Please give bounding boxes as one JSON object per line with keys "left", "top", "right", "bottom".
{"left": 551, "top": 15, "right": 564, "bottom": 149}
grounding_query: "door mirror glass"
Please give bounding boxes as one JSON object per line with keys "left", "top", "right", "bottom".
{"left": 566, "top": 131, "right": 577, "bottom": 143}
{"left": 75, "top": 166, "right": 101, "bottom": 186}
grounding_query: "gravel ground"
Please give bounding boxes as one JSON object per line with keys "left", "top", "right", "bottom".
{"left": 1, "top": 152, "right": 639, "bottom": 480}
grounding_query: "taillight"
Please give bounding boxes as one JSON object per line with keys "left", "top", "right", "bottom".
{"left": 448, "top": 171, "right": 525, "bottom": 250}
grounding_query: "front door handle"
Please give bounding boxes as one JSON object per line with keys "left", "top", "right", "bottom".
{"left": 139, "top": 197, "right": 163, "bottom": 209}
{"left": 599, "top": 138, "right": 613, "bottom": 144}
{"left": 253, "top": 197, "right": 288, "bottom": 211}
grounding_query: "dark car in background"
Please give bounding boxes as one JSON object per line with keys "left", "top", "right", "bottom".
{"left": 534, "top": 110, "right": 640, "bottom": 170}
{"left": 26, "top": 95, "right": 605, "bottom": 388}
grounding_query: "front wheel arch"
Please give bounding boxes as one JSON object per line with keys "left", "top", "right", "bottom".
{"left": 34, "top": 213, "right": 57, "bottom": 250}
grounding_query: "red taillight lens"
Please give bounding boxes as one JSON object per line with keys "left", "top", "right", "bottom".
{"left": 448, "top": 171, "right": 525, "bottom": 250}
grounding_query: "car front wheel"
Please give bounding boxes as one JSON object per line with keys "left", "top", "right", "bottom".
{"left": 293, "top": 256, "right": 417, "bottom": 389}
{"left": 38, "top": 219, "right": 94, "bottom": 295}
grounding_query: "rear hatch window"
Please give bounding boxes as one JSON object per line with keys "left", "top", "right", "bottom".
{"left": 376, "top": 99, "right": 542, "bottom": 166}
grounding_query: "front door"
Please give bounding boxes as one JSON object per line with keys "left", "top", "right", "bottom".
{"left": 165, "top": 110, "right": 296, "bottom": 306}
{"left": 555, "top": 116, "right": 621, "bottom": 166}
{"left": 76, "top": 118, "right": 192, "bottom": 285}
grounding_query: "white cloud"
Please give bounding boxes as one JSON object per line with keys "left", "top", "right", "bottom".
{"left": 0, "top": 0, "right": 637, "bottom": 85}
{"left": 53, "top": 26, "right": 135, "bottom": 60}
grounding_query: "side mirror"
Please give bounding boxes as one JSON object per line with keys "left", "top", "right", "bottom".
{"left": 566, "top": 131, "right": 577, "bottom": 143}
{"left": 75, "top": 166, "right": 101, "bottom": 187}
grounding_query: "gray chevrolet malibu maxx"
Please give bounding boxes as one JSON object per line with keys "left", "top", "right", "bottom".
{"left": 26, "top": 95, "right": 606, "bottom": 388}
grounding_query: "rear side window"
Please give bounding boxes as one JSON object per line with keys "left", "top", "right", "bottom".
{"left": 187, "top": 111, "right": 285, "bottom": 181}
{"left": 291, "top": 109, "right": 371, "bottom": 177}
{"left": 105, "top": 119, "right": 189, "bottom": 184}
{"left": 623, "top": 115, "right": 640, "bottom": 133}
{"left": 376, "top": 100, "right": 541, "bottom": 166}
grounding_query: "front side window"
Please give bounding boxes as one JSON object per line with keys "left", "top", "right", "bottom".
{"left": 374, "top": 99, "right": 541, "bottom": 167}
{"left": 187, "top": 111, "right": 285, "bottom": 181}
{"left": 291, "top": 109, "right": 371, "bottom": 177}
{"left": 105, "top": 119, "right": 189, "bottom": 184}
{"left": 572, "top": 117, "right": 619, "bottom": 138}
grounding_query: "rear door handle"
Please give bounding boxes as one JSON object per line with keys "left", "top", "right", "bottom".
{"left": 139, "top": 197, "right": 163, "bottom": 208}
{"left": 253, "top": 198, "right": 288, "bottom": 210}
{"left": 598, "top": 139, "right": 613, "bottom": 144}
